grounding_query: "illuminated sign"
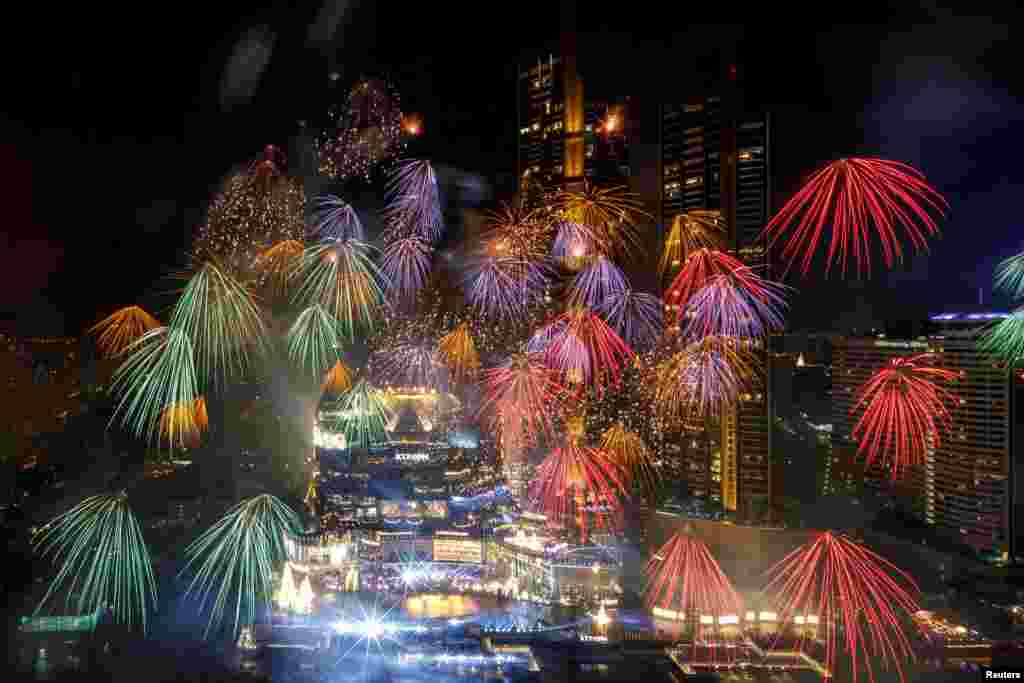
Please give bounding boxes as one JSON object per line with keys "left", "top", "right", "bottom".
{"left": 381, "top": 499, "right": 446, "bottom": 519}
{"left": 433, "top": 537, "right": 483, "bottom": 563}
{"left": 20, "top": 612, "right": 100, "bottom": 633}
{"left": 395, "top": 452, "right": 430, "bottom": 462}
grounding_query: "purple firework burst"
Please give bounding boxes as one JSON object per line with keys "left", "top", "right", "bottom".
{"left": 567, "top": 255, "right": 628, "bottom": 308}
{"left": 597, "top": 288, "right": 663, "bottom": 350}
{"left": 310, "top": 195, "right": 364, "bottom": 241}
{"left": 683, "top": 272, "right": 787, "bottom": 341}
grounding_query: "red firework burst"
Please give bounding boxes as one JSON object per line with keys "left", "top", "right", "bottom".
{"left": 479, "top": 352, "right": 567, "bottom": 445}
{"left": 645, "top": 530, "right": 743, "bottom": 619}
{"left": 528, "top": 440, "right": 626, "bottom": 543}
{"left": 665, "top": 249, "right": 778, "bottom": 314}
{"left": 545, "top": 307, "right": 634, "bottom": 391}
{"left": 852, "top": 353, "right": 958, "bottom": 479}
{"left": 764, "top": 531, "right": 922, "bottom": 683}
{"left": 762, "top": 158, "right": 947, "bottom": 277}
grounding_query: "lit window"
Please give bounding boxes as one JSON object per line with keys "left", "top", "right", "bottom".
{"left": 545, "top": 101, "right": 551, "bottom": 114}
{"left": 685, "top": 176, "right": 703, "bottom": 186}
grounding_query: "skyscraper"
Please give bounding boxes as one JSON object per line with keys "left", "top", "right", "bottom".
{"left": 658, "top": 65, "right": 773, "bottom": 521}
{"left": 832, "top": 311, "right": 1017, "bottom": 559}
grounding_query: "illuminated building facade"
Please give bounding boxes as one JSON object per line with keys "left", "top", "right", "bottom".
{"left": 516, "top": 56, "right": 630, "bottom": 192}
{"left": 659, "top": 73, "right": 773, "bottom": 521}
{"left": 832, "top": 312, "right": 1017, "bottom": 558}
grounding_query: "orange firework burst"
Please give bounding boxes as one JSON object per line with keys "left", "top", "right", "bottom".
{"left": 159, "top": 396, "right": 208, "bottom": 447}
{"left": 553, "top": 181, "right": 648, "bottom": 258}
{"left": 88, "top": 306, "right": 161, "bottom": 358}
{"left": 483, "top": 203, "right": 554, "bottom": 262}
{"left": 651, "top": 337, "right": 758, "bottom": 423}
{"left": 438, "top": 322, "right": 481, "bottom": 384}
{"left": 254, "top": 239, "right": 303, "bottom": 293}
{"left": 322, "top": 358, "right": 354, "bottom": 396}
{"left": 529, "top": 439, "right": 626, "bottom": 543}
{"left": 601, "top": 421, "right": 659, "bottom": 498}
{"left": 660, "top": 210, "right": 726, "bottom": 275}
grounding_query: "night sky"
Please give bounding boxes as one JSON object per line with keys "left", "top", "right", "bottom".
{"left": 3, "top": 3, "right": 1022, "bottom": 335}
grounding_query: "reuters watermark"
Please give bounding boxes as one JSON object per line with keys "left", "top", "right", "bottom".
{"left": 984, "top": 670, "right": 1023, "bottom": 680}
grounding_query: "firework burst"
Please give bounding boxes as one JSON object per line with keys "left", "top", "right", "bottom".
{"left": 170, "top": 261, "right": 267, "bottom": 385}
{"left": 660, "top": 210, "right": 726, "bottom": 275}
{"left": 553, "top": 181, "right": 648, "bottom": 258}
{"left": 652, "top": 337, "right": 757, "bottom": 423}
{"left": 995, "top": 251, "right": 1024, "bottom": 301}
{"left": 34, "top": 493, "right": 157, "bottom": 631}
{"left": 160, "top": 396, "right": 208, "bottom": 447}
{"left": 567, "top": 255, "right": 628, "bottom": 308}
{"left": 683, "top": 273, "right": 788, "bottom": 341}
{"left": 463, "top": 251, "right": 549, "bottom": 320}
{"left": 851, "top": 353, "right": 958, "bottom": 479}
{"left": 596, "top": 288, "right": 663, "bottom": 350}
{"left": 528, "top": 440, "right": 626, "bottom": 541}
{"left": 665, "top": 248, "right": 775, "bottom": 311}
{"left": 310, "top": 195, "right": 365, "bottom": 241}
{"left": 192, "top": 145, "right": 305, "bottom": 274}
{"left": 323, "top": 358, "right": 355, "bottom": 396}
{"left": 292, "top": 239, "right": 387, "bottom": 341}
{"left": 979, "top": 308, "right": 1024, "bottom": 367}
{"left": 384, "top": 159, "right": 444, "bottom": 244}
{"left": 180, "top": 494, "right": 301, "bottom": 638}
{"left": 764, "top": 531, "right": 922, "bottom": 683}
{"left": 380, "top": 236, "right": 433, "bottom": 306}
{"left": 373, "top": 341, "right": 446, "bottom": 389}
{"left": 254, "top": 239, "right": 304, "bottom": 296}
{"left": 552, "top": 220, "right": 602, "bottom": 267}
{"left": 601, "top": 422, "right": 659, "bottom": 498}
{"left": 111, "top": 327, "right": 199, "bottom": 447}
{"left": 329, "top": 379, "right": 394, "bottom": 448}
{"left": 319, "top": 78, "right": 404, "bottom": 180}
{"left": 645, "top": 530, "right": 743, "bottom": 620}
{"left": 545, "top": 307, "right": 634, "bottom": 390}
{"left": 287, "top": 304, "right": 343, "bottom": 378}
{"left": 438, "top": 321, "right": 481, "bottom": 384}
{"left": 763, "top": 157, "right": 947, "bottom": 277}
{"left": 479, "top": 352, "right": 567, "bottom": 446}
{"left": 88, "top": 305, "right": 161, "bottom": 358}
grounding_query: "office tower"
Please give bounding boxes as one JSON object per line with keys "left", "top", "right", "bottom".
{"left": 832, "top": 312, "right": 1016, "bottom": 558}
{"left": 515, "top": 56, "right": 630, "bottom": 192}
{"left": 659, "top": 64, "right": 773, "bottom": 521}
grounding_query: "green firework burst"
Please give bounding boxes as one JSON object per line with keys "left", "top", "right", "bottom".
{"left": 979, "top": 309, "right": 1024, "bottom": 367}
{"left": 34, "top": 493, "right": 157, "bottom": 632}
{"left": 180, "top": 494, "right": 301, "bottom": 639}
{"left": 291, "top": 239, "right": 388, "bottom": 342}
{"left": 329, "top": 379, "right": 393, "bottom": 448}
{"left": 171, "top": 261, "right": 267, "bottom": 386}
{"left": 110, "top": 327, "right": 199, "bottom": 447}
{"left": 287, "top": 304, "right": 342, "bottom": 377}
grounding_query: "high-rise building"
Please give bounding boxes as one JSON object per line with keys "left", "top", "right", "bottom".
{"left": 658, "top": 67, "right": 773, "bottom": 522}
{"left": 516, "top": 56, "right": 631, "bottom": 193}
{"left": 832, "top": 311, "right": 1017, "bottom": 559}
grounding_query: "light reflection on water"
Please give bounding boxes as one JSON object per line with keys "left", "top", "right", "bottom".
{"left": 403, "top": 593, "right": 481, "bottom": 619}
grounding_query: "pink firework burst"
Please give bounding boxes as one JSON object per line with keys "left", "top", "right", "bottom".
{"left": 762, "top": 157, "right": 947, "bottom": 277}
{"left": 545, "top": 307, "right": 634, "bottom": 391}
{"left": 479, "top": 352, "right": 567, "bottom": 445}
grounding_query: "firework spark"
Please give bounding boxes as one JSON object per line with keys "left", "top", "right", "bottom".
{"left": 764, "top": 531, "right": 922, "bottom": 683}
{"left": 567, "top": 255, "right": 628, "bottom": 308}
{"left": 665, "top": 249, "right": 774, "bottom": 311}
{"left": 385, "top": 159, "right": 444, "bottom": 244}
{"left": 319, "top": 78, "right": 404, "bottom": 180}
{"left": 34, "top": 493, "right": 157, "bottom": 631}
{"left": 551, "top": 220, "right": 602, "bottom": 267}
{"left": 479, "top": 352, "right": 567, "bottom": 446}
{"left": 88, "top": 305, "right": 161, "bottom": 358}
{"left": 373, "top": 341, "right": 446, "bottom": 389}
{"left": 292, "top": 239, "right": 387, "bottom": 341}
{"left": 528, "top": 440, "right": 626, "bottom": 541}
{"left": 463, "top": 251, "right": 549, "bottom": 320}
{"left": 660, "top": 210, "right": 726, "bottom": 275}
{"left": 438, "top": 321, "right": 481, "bottom": 384}
{"left": 851, "top": 353, "right": 958, "bottom": 479}
{"left": 644, "top": 530, "right": 742, "bottom": 619}
{"left": 254, "top": 239, "right": 304, "bottom": 296}
{"left": 545, "top": 307, "right": 633, "bottom": 390}
{"left": 180, "top": 495, "right": 301, "bottom": 638}
{"left": 310, "top": 195, "right": 365, "bottom": 241}
{"left": 596, "top": 288, "right": 663, "bottom": 350}
{"left": 170, "top": 261, "right": 267, "bottom": 385}
{"left": 111, "top": 327, "right": 199, "bottom": 447}
{"left": 160, "top": 396, "right": 208, "bottom": 447}
{"left": 762, "top": 157, "right": 947, "bottom": 277}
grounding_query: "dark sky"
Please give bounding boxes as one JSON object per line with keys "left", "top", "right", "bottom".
{"left": 2, "top": 2, "right": 1022, "bottom": 335}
